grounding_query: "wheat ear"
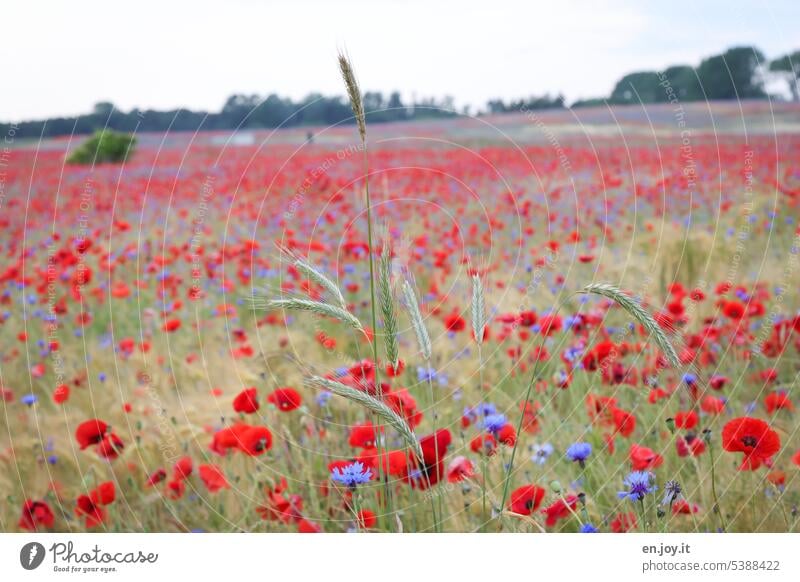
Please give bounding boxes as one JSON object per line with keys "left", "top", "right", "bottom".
{"left": 401, "top": 279, "right": 432, "bottom": 360}
{"left": 338, "top": 53, "right": 366, "bottom": 142}
{"left": 379, "top": 239, "right": 400, "bottom": 367}
{"left": 254, "top": 296, "right": 364, "bottom": 334}
{"left": 306, "top": 375, "right": 422, "bottom": 460}
{"left": 294, "top": 257, "right": 348, "bottom": 310}
{"left": 579, "top": 283, "right": 680, "bottom": 367}
{"left": 471, "top": 273, "right": 486, "bottom": 342}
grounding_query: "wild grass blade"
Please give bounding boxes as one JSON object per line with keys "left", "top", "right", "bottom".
{"left": 579, "top": 283, "right": 680, "bottom": 367}
{"left": 401, "top": 279, "right": 432, "bottom": 360}
{"left": 306, "top": 375, "right": 423, "bottom": 460}
{"left": 379, "top": 239, "right": 400, "bottom": 367}
{"left": 471, "top": 273, "right": 486, "bottom": 342}
{"left": 254, "top": 297, "right": 364, "bottom": 334}
{"left": 294, "top": 257, "right": 348, "bottom": 310}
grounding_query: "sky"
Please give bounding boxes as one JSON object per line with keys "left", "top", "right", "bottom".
{"left": 2, "top": 0, "right": 798, "bottom": 122}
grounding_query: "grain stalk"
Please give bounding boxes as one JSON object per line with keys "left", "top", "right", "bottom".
{"left": 339, "top": 51, "right": 394, "bottom": 527}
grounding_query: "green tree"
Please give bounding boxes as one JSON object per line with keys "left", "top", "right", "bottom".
{"left": 769, "top": 50, "right": 800, "bottom": 101}
{"left": 610, "top": 71, "right": 662, "bottom": 104}
{"left": 696, "top": 46, "right": 766, "bottom": 100}
{"left": 66, "top": 130, "right": 136, "bottom": 165}
{"left": 659, "top": 65, "right": 702, "bottom": 101}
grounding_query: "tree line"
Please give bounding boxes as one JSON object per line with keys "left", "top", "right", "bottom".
{"left": 3, "top": 46, "right": 798, "bottom": 139}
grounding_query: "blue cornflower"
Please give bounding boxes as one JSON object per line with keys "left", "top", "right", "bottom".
{"left": 580, "top": 523, "right": 598, "bottom": 533}
{"left": 566, "top": 442, "right": 592, "bottom": 467}
{"left": 483, "top": 413, "right": 507, "bottom": 434}
{"left": 660, "top": 480, "right": 682, "bottom": 506}
{"left": 531, "top": 442, "right": 554, "bottom": 465}
{"left": 98, "top": 372, "right": 107, "bottom": 383}
{"left": 417, "top": 366, "right": 438, "bottom": 383}
{"left": 682, "top": 373, "right": 697, "bottom": 386}
{"left": 476, "top": 402, "right": 497, "bottom": 417}
{"left": 618, "top": 471, "right": 658, "bottom": 502}
{"left": 316, "top": 391, "right": 332, "bottom": 407}
{"left": 331, "top": 461, "right": 373, "bottom": 488}
{"left": 21, "top": 394, "right": 38, "bottom": 406}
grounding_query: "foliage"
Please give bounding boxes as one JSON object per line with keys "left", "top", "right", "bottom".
{"left": 66, "top": 129, "right": 136, "bottom": 165}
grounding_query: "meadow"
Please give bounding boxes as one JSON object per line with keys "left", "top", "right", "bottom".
{"left": 2, "top": 90, "right": 800, "bottom": 533}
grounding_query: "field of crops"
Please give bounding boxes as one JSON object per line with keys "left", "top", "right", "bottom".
{"left": 3, "top": 100, "right": 800, "bottom": 533}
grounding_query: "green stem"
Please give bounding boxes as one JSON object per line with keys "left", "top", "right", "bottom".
{"left": 361, "top": 144, "right": 394, "bottom": 531}
{"left": 707, "top": 436, "right": 728, "bottom": 532}
{"left": 423, "top": 357, "right": 442, "bottom": 532}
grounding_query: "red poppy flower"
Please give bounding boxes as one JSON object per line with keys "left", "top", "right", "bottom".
{"left": 700, "top": 395, "right": 725, "bottom": 415}
{"left": 95, "top": 432, "right": 125, "bottom": 460}
{"left": 297, "top": 519, "right": 322, "bottom": 533}
{"left": 53, "top": 384, "right": 70, "bottom": 404}
{"left": 209, "top": 423, "right": 251, "bottom": 455}
{"left": 356, "top": 509, "right": 377, "bottom": 529}
{"left": 357, "top": 448, "right": 408, "bottom": 477}
{"left": 167, "top": 479, "right": 185, "bottom": 499}
{"left": 446, "top": 456, "right": 475, "bottom": 483}
{"left": 163, "top": 318, "right": 181, "bottom": 332}
{"left": 470, "top": 434, "right": 497, "bottom": 456}
{"left": 676, "top": 434, "right": 706, "bottom": 457}
{"left": 173, "top": 456, "right": 193, "bottom": 480}
{"left": 238, "top": 425, "right": 273, "bottom": 455}
{"left": 267, "top": 387, "right": 302, "bottom": 411}
{"left": 689, "top": 288, "right": 705, "bottom": 301}
{"left": 629, "top": 444, "right": 663, "bottom": 470}
{"left": 519, "top": 310, "right": 537, "bottom": 327}
{"left": 612, "top": 408, "right": 636, "bottom": 437}
{"left": 386, "top": 359, "right": 405, "bottom": 377}
{"left": 538, "top": 314, "right": 563, "bottom": 336}
{"left": 19, "top": 500, "right": 55, "bottom": 531}
{"left": 496, "top": 423, "right": 517, "bottom": 446}
{"left": 199, "top": 464, "right": 230, "bottom": 492}
{"left": 76, "top": 481, "right": 116, "bottom": 528}
{"left": 408, "top": 429, "right": 451, "bottom": 489}
{"left": 674, "top": 410, "right": 698, "bottom": 430}
{"left": 444, "top": 312, "right": 466, "bottom": 332}
{"left": 92, "top": 481, "right": 116, "bottom": 506}
{"left": 233, "top": 387, "right": 260, "bottom": 414}
{"left": 722, "top": 417, "right": 781, "bottom": 470}
{"left": 672, "top": 500, "right": 700, "bottom": 515}
{"left": 542, "top": 495, "right": 577, "bottom": 527}
{"left": 508, "top": 484, "right": 545, "bottom": 515}
{"left": 76, "top": 496, "right": 106, "bottom": 528}
{"left": 765, "top": 392, "right": 793, "bottom": 414}
{"left": 349, "top": 422, "right": 377, "bottom": 449}
{"left": 709, "top": 375, "right": 728, "bottom": 390}
{"left": 611, "top": 512, "right": 637, "bottom": 532}
{"left": 723, "top": 301, "right": 746, "bottom": 319}
{"left": 75, "top": 419, "right": 108, "bottom": 449}
{"left": 146, "top": 469, "right": 167, "bottom": 487}
{"left": 384, "top": 388, "right": 423, "bottom": 429}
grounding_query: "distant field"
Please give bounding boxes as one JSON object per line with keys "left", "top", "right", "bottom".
{"left": 2, "top": 101, "right": 800, "bottom": 533}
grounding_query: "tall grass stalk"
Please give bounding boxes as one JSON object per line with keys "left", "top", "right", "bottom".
{"left": 471, "top": 273, "right": 489, "bottom": 530}
{"left": 400, "top": 278, "right": 442, "bottom": 531}
{"left": 379, "top": 237, "right": 399, "bottom": 369}
{"left": 338, "top": 52, "right": 394, "bottom": 528}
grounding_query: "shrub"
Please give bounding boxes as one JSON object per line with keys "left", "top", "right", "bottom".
{"left": 66, "top": 130, "right": 136, "bottom": 165}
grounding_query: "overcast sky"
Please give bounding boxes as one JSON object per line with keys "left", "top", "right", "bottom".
{"left": 2, "top": 0, "right": 797, "bottom": 121}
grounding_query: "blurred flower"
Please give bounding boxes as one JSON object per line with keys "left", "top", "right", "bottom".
{"left": 618, "top": 471, "right": 657, "bottom": 502}
{"left": 531, "top": 442, "right": 554, "bottom": 465}
{"left": 331, "top": 461, "right": 372, "bottom": 488}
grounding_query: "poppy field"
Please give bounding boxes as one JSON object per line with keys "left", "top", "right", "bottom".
{"left": 3, "top": 97, "right": 800, "bottom": 534}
